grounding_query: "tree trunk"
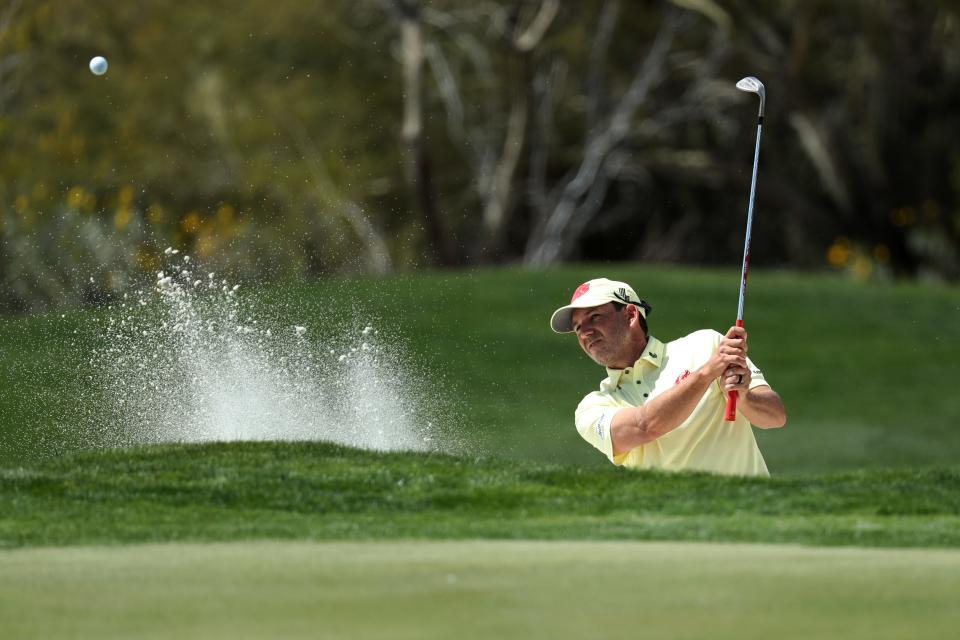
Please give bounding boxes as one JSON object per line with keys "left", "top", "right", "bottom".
{"left": 397, "top": 1, "right": 459, "bottom": 266}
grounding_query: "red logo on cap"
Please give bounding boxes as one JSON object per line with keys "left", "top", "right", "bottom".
{"left": 571, "top": 282, "right": 591, "bottom": 302}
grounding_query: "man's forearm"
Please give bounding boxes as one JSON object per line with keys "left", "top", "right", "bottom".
{"left": 611, "top": 369, "right": 714, "bottom": 452}
{"left": 739, "top": 386, "right": 787, "bottom": 428}
{"left": 610, "top": 326, "right": 750, "bottom": 453}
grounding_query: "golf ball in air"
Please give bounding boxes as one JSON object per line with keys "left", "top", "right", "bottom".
{"left": 89, "top": 56, "right": 108, "bottom": 76}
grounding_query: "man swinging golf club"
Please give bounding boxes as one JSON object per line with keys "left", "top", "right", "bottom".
{"left": 549, "top": 76, "right": 784, "bottom": 476}
{"left": 550, "top": 278, "right": 786, "bottom": 476}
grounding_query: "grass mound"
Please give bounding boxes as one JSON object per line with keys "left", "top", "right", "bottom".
{"left": 3, "top": 265, "right": 960, "bottom": 472}
{"left": 2, "top": 441, "right": 958, "bottom": 548}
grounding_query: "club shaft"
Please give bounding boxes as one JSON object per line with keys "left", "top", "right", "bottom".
{"left": 736, "top": 117, "right": 763, "bottom": 321}
{"left": 725, "top": 113, "right": 763, "bottom": 423}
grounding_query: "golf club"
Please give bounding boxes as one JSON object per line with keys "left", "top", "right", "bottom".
{"left": 725, "top": 76, "right": 765, "bottom": 422}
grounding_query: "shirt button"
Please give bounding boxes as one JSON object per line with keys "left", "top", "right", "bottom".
{"left": 643, "top": 393, "right": 649, "bottom": 398}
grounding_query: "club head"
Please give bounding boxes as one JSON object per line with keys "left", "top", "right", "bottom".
{"left": 736, "top": 76, "right": 763, "bottom": 94}
{"left": 736, "top": 76, "right": 765, "bottom": 116}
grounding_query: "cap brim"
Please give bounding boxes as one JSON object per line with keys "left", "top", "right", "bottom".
{"left": 550, "top": 295, "right": 649, "bottom": 334}
{"left": 550, "top": 296, "right": 608, "bottom": 333}
{"left": 550, "top": 306, "right": 576, "bottom": 333}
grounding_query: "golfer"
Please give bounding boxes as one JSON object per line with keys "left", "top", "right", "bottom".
{"left": 551, "top": 278, "right": 786, "bottom": 476}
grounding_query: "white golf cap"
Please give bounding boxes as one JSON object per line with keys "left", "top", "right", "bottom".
{"left": 550, "top": 278, "right": 651, "bottom": 333}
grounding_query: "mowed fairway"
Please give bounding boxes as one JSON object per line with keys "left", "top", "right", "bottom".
{"left": 1, "top": 540, "right": 958, "bottom": 640}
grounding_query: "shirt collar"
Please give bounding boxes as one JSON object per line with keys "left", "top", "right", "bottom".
{"left": 603, "top": 336, "right": 665, "bottom": 386}
{"left": 640, "top": 336, "right": 665, "bottom": 368}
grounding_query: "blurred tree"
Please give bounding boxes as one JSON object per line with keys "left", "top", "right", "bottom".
{"left": 1, "top": 0, "right": 959, "bottom": 313}
{"left": 723, "top": 0, "right": 960, "bottom": 279}
{"left": 386, "top": 0, "right": 459, "bottom": 266}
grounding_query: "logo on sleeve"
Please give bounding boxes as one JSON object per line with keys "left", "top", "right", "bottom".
{"left": 596, "top": 411, "right": 612, "bottom": 441}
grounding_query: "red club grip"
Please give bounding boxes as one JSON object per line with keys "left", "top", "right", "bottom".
{"left": 723, "top": 319, "right": 745, "bottom": 422}
{"left": 724, "top": 391, "right": 738, "bottom": 422}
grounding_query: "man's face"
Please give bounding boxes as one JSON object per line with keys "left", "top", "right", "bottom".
{"left": 571, "top": 303, "right": 631, "bottom": 368}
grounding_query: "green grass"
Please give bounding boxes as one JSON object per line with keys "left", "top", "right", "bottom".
{"left": 2, "top": 441, "right": 958, "bottom": 548}
{"left": 2, "top": 265, "right": 960, "bottom": 550}
{"left": 2, "top": 540, "right": 958, "bottom": 640}
{"left": 2, "top": 266, "right": 959, "bottom": 637}
{"left": 2, "top": 265, "right": 960, "bottom": 471}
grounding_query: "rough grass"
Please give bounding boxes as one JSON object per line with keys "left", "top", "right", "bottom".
{"left": 2, "top": 266, "right": 959, "bottom": 551}
{"left": 2, "top": 441, "right": 958, "bottom": 549}
{"left": 2, "top": 265, "right": 959, "bottom": 471}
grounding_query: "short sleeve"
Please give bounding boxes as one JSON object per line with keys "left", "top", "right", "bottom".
{"left": 746, "top": 355, "right": 768, "bottom": 389}
{"left": 575, "top": 392, "right": 625, "bottom": 465}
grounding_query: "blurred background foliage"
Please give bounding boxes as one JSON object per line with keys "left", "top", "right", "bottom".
{"left": 1, "top": 0, "right": 959, "bottom": 312}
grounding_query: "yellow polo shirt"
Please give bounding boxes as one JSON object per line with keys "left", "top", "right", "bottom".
{"left": 575, "top": 330, "right": 770, "bottom": 477}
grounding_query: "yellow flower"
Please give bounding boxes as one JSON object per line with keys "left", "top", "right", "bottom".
{"left": 66, "top": 186, "right": 95, "bottom": 212}
{"left": 114, "top": 207, "right": 133, "bottom": 231}
{"left": 136, "top": 246, "right": 160, "bottom": 272}
{"left": 216, "top": 203, "right": 235, "bottom": 225}
{"left": 147, "top": 204, "right": 165, "bottom": 225}
{"left": 890, "top": 207, "right": 917, "bottom": 227}
{"left": 852, "top": 255, "right": 873, "bottom": 281}
{"left": 196, "top": 231, "right": 218, "bottom": 258}
{"left": 826, "top": 238, "right": 850, "bottom": 267}
{"left": 180, "top": 211, "right": 202, "bottom": 234}
{"left": 118, "top": 186, "right": 135, "bottom": 208}
{"left": 67, "top": 186, "right": 87, "bottom": 208}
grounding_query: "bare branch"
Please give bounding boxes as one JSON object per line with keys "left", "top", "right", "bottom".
{"left": 391, "top": 0, "right": 458, "bottom": 265}
{"left": 513, "top": 0, "right": 560, "bottom": 52}
{"left": 528, "top": 59, "right": 567, "bottom": 222}
{"left": 424, "top": 41, "right": 465, "bottom": 142}
{"left": 481, "top": 93, "right": 527, "bottom": 238}
{"left": 789, "top": 112, "right": 853, "bottom": 213}
{"left": 0, "top": 0, "right": 23, "bottom": 40}
{"left": 667, "top": 0, "right": 732, "bottom": 31}
{"left": 399, "top": 10, "right": 425, "bottom": 146}
{"left": 282, "top": 116, "right": 393, "bottom": 274}
{"left": 525, "top": 12, "right": 682, "bottom": 265}
{"left": 587, "top": 0, "right": 621, "bottom": 134}
{"left": 0, "top": 0, "right": 25, "bottom": 107}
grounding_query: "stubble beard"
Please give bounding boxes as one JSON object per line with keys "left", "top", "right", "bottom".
{"left": 585, "top": 324, "right": 630, "bottom": 369}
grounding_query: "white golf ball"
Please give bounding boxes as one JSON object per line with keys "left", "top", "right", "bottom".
{"left": 89, "top": 56, "right": 108, "bottom": 76}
